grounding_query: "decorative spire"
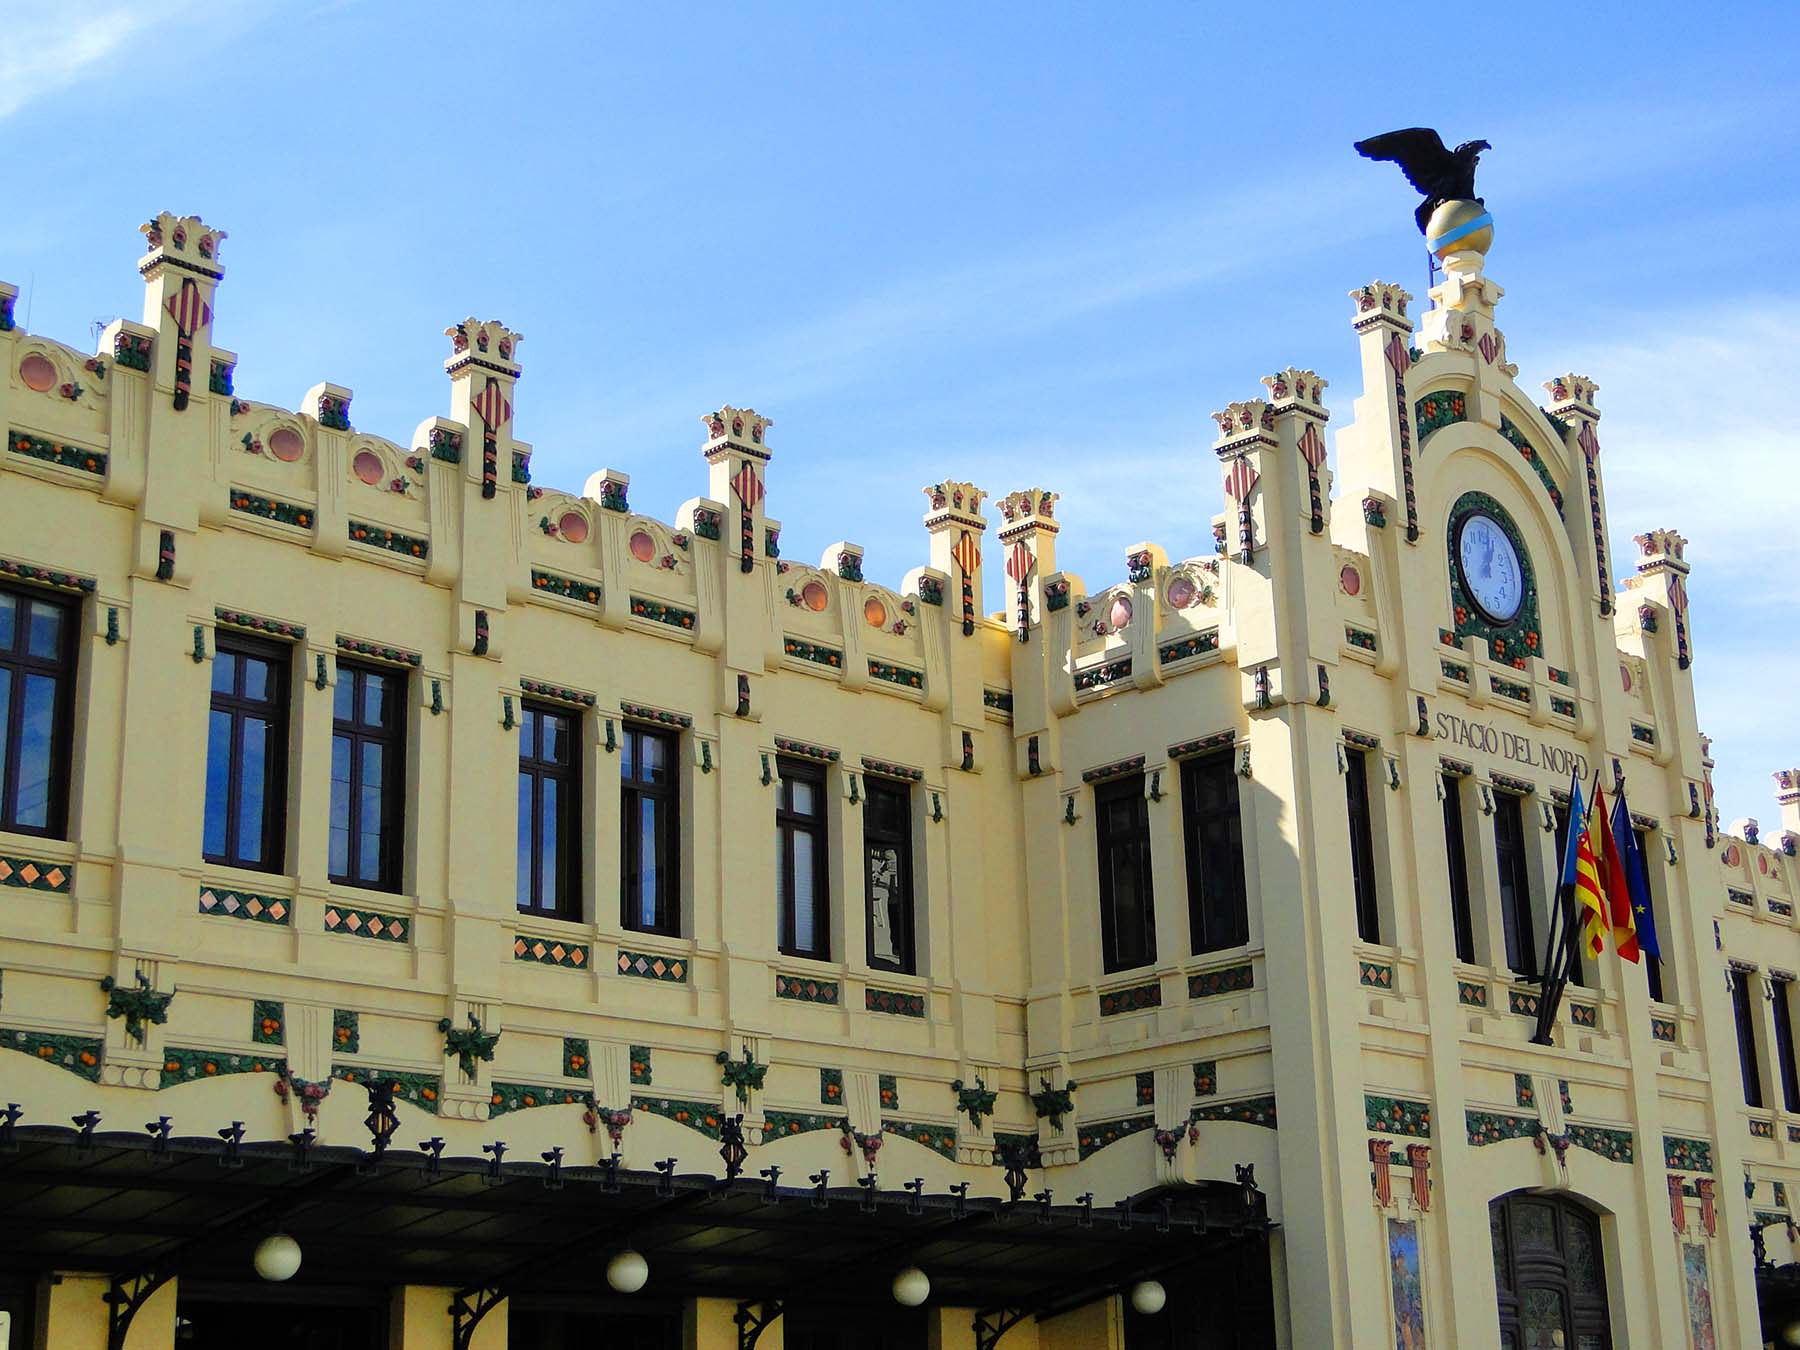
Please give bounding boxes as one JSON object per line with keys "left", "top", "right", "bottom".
{"left": 138, "top": 212, "right": 226, "bottom": 412}
{"left": 702, "top": 408, "right": 773, "bottom": 573}
{"left": 445, "top": 320, "right": 524, "bottom": 499}
{"left": 996, "top": 490, "right": 1058, "bottom": 642}
{"left": 922, "top": 481, "right": 988, "bottom": 637}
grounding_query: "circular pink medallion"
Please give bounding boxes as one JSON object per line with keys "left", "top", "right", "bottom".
{"left": 1619, "top": 663, "right": 1632, "bottom": 693}
{"left": 1108, "top": 596, "right": 1133, "bottom": 631}
{"left": 1167, "top": 576, "right": 1197, "bottom": 609}
{"left": 863, "top": 597, "right": 888, "bottom": 628}
{"left": 802, "top": 581, "right": 828, "bottom": 612}
{"left": 558, "top": 513, "right": 589, "bottom": 544}
{"left": 1340, "top": 564, "right": 1361, "bottom": 597}
{"left": 628, "top": 530, "right": 656, "bottom": 562}
{"left": 1723, "top": 843, "right": 1740, "bottom": 867}
{"left": 268, "top": 427, "right": 304, "bottom": 462}
{"left": 352, "top": 450, "right": 385, "bottom": 485}
{"left": 18, "top": 354, "right": 56, "bottom": 392}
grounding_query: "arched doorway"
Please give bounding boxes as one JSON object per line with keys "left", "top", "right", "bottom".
{"left": 1489, "top": 1191, "right": 1612, "bottom": 1349}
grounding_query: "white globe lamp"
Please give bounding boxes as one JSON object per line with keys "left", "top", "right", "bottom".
{"left": 606, "top": 1248, "right": 650, "bottom": 1294}
{"left": 891, "top": 1266, "right": 931, "bottom": 1307}
{"left": 253, "top": 1232, "right": 302, "bottom": 1282}
{"left": 1130, "top": 1280, "right": 1167, "bottom": 1315}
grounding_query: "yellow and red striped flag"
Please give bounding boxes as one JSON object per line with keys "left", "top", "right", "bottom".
{"left": 1560, "top": 776, "right": 1607, "bottom": 958}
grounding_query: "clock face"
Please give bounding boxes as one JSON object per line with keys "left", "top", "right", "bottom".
{"left": 1456, "top": 513, "right": 1524, "bottom": 624}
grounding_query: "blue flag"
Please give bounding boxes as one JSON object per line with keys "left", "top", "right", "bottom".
{"left": 1558, "top": 770, "right": 1586, "bottom": 889}
{"left": 1612, "top": 789, "right": 1662, "bottom": 961}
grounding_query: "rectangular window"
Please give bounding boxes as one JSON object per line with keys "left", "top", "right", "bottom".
{"left": 1773, "top": 978, "right": 1800, "bottom": 1114}
{"left": 1493, "top": 792, "right": 1537, "bottom": 978}
{"left": 1096, "top": 774, "right": 1156, "bottom": 972}
{"left": 1180, "top": 751, "right": 1246, "bottom": 955}
{"left": 329, "top": 662, "right": 405, "bottom": 891}
{"left": 1731, "top": 968, "right": 1765, "bottom": 1109}
{"left": 777, "top": 758, "right": 829, "bottom": 959}
{"left": 1344, "top": 748, "right": 1380, "bottom": 943}
{"left": 863, "top": 777, "right": 914, "bottom": 973}
{"left": 0, "top": 584, "right": 77, "bottom": 838}
{"left": 1633, "top": 827, "right": 1665, "bottom": 1003}
{"left": 1441, "top": 775, "right": 1476, "bottom": 964}
{"left": 620, "top": 725, "right": 678, "bottom": 935}
{"left": 516, "top": 704, "right": 580, "bottom": 919}
{"left": 203, "top": 635, "right": 290, "bottom": 873}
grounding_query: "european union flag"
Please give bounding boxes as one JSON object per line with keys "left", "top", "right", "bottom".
{"left": 1612, "top": 790, "right": 1662, "bottom": 961}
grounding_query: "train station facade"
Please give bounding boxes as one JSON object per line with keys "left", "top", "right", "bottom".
{"left": 0, "top": 210, "right": 1794, "bottom": 1348}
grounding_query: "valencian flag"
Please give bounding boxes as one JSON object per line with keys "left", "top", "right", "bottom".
{"left": 1593, "top": 784, "right": 1639, "bottom": 963}
{"left": 1559, "top": 773, "right": 1608, "bottom": 960}
{"left": 1611, "top": 788, "right": 1661, "bottom": 963}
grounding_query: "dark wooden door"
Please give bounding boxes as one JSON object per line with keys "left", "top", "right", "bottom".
{"left": 1490, "top": 1192, "right": 1612, "bottom": 1349}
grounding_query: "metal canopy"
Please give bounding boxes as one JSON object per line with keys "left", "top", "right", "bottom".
{"left": 0, "top": 1122, "right": 1270, "bottom": 1320}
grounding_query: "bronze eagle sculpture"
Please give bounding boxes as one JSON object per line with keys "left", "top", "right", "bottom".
{"left": 1354, "top": 129, "right": 1490, "bottom": 234}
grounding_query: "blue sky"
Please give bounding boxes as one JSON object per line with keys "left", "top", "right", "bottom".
{"left": 4, "top": 2, "right": 1797, "bottom": 828}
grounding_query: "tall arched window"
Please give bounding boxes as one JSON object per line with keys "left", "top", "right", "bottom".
{"left": 1489, "top": 1191, "right": 1612, "bottom": 1348}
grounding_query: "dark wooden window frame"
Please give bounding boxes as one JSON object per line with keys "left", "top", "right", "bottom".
{"left": 1180, "top": 750, "right": 1247, "bottom": 955}
{"left": 777, "top": 757, "right": 829, "bottom": 960}
{"left": 1096, "top": 772, "right": 1157, "bottom": 973}
{"left": 204, "top": 632, "right": 291, "bottom": 874}
{"left": 1731, "top": 966, "right": 1766, "bottom": 1109}
{"left": 620, "top": 723, "right": 680, "bottom": 937}
{"left": 1442, "top": 774, "right": 1476, "bottom": 964}
{"left": 1344, "top": 748, "right": 1381, "bottom": 943}
{"left": 329, "top": 660, "right": 407, "bottom": 892}
{"left": 863, "top": 775, "right": 915, "bottom": 975}
{"left": 1773, "top": 977, "right": 1800, "bottom": 1114}
{"left": 1493, "top": 789, "right": 1537, "bottom": 978}
{"left": 517, "top": 701, "right": 581, "bottom": 921}
{"left": 0, "top": 582, "right": 78, "bottom": 839}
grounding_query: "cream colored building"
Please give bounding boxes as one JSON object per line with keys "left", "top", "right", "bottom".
{"left": 0, "top": 209, "right": 1794, "bottom": 1350}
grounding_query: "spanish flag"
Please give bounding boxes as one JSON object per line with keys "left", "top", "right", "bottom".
{"left": 1560, "top": 774, "right": 1607, "bottom": 959}
{"left": 1596, "top": 784, "right": 1640, "bottom": 963}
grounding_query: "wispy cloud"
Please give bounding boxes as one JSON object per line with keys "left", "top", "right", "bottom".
{"left": 0, "top": 5, "right": 153, "bottom": 121}
{"left": 1560, "top": 304, "right": 1800, "bottom": 823}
